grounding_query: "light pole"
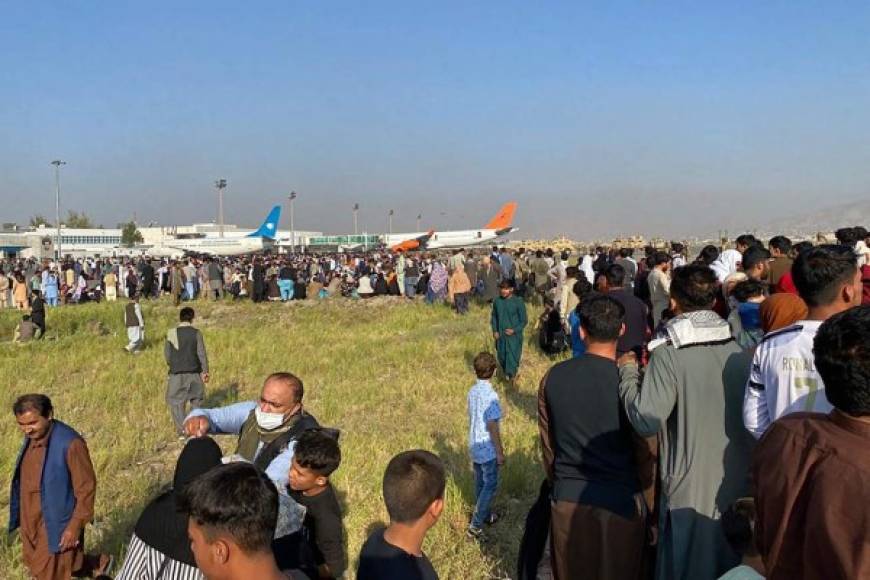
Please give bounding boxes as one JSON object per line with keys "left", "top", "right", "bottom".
{"left": 388, "top": 209, "right": 394, "bottom": 236}
{"left": 51, "top": 160, "right": 66, "bottom": 260}
{"left": 353, "top": 203, "right": 359, "bottom": 236}
{"left": 215, "top": 179, "right": 227, "bottom": 237}
{"left": 289, "top": 191, "right": 297, "bottom": 253}
{"left": 416, "top": 213, "right": 422, "bottom": 231}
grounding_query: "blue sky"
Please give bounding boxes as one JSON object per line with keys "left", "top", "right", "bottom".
{"left": 2, "top": 1, "right": 870, "bottom": 238}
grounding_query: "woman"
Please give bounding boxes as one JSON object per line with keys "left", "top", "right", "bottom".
{"left": 760, "top": 293, "right": 808, "bottom": 334}
{"left": 447, "top": 266, "right": 472, "bottom": 314}
{"left": 115, "top": 438, "right": 223, "bottom": 580}
{"left": 13, "top": 273, "right": 28, "bottom": 309}
{"left": 43, "top": 270, "right": 60, "bottom": 307}
{"left": 427, "top": 261, "right": 448, "bottom": 304}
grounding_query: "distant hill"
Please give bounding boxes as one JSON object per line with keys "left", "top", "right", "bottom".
{"left": 766, "top": 199, "right": 870, "bottom": 235}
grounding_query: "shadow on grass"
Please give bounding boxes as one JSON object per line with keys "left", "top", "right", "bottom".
{"left": 432, "top": 432, "right": 542, "bottom": 578}
{"left": 203, "top": 382, "right": 240, "bottom": 408}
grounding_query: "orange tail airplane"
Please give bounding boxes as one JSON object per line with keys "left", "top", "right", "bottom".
{"left": 387, "top": 202, "right": 518, "bottom": 252}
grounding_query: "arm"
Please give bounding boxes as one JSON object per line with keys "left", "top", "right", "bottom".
{"left": 491, "top": 303, "right": 499, "bottom": 334}
{"left": 163, "top": 338, "right": 172, "bottom": 365}
{"left": 618, "top": 348, "right": 677, "bottom": 437}
{"left": 135, "top": 304, "right": 144, "bottom": 327}
{"left": 537, "top": 371, "right": 554, "bottom": 482}
{"left": 516, "top": 300, "right": 528, "bottom": 333}
{"left": 186, "top": 401, "right": 257, "bottom": 435}
{"left": 264, "top": 442, "right": 295, "bottom": 488}
{"left": 61, "top": 438, "right": 97, "bottom": 550}
{"left": 196, "top": 330, "right": 209, "bottom": 374}
{"left": 486, "top": 420, "right": 504, "bottom": 464}
{"left": 743, "top": 349, "right": 770, "bottom": 439}
{"left": 314, "top": 502, "right": 347, "bottom": 579}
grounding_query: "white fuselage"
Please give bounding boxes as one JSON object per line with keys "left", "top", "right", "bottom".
{"left": 129, "top": 236, "right": 272, "bottom": 258}
{"left": 385, "top": 227, "right": 516, "bottom": 249}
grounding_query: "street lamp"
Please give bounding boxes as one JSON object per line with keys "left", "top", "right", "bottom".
{"left": 416, "top": 213, "right": 422, "bottom": 231}
{"left": 353, "top": 203, "right": 359, "bottom": 236}
{"left": 51, "top": 160, "right": 66, "bottom": 260}
{"left": 288, "top": 191, "right": 297, "bottom": 253}
{"left": 215, "top": 179, "right": 227, "bottom": 237}
{"left": 388, "top": 209, "right": 394, "bottom": 236}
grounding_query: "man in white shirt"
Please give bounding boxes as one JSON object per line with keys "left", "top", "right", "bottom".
{"left": 647, "top": 251, "right": 672, "bottom": 330}
{"left": 743, "top": 245, "right": 863, "bottom": 438}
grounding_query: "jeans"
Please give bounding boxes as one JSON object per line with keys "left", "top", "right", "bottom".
{"left": 454, "top": 292, "right": 469, "bottom": 314}
{"left": 471, "top": 459, "right": 499, "bottom": 529}
{"left": 405, "top": 277, "right": 418, "bottom": 298}
{"left": 278, "top": 279, "right": 295, "bottom": 301}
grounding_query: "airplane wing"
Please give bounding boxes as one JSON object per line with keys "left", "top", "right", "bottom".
{"left": 391, "top": 230, "right": 434, "bottom": 252}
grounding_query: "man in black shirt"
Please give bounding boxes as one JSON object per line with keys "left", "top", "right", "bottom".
{"left": 538, "top": 295, "right": 654, "bottom": 580}
{"left": 357, "top": 450, "right": 444, "bottom": 580}
{"left": 604, "top": 263, "right": 649, "bottom": 358}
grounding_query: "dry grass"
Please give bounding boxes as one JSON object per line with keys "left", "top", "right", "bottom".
{"left": 0, "top": 296, "right": 561, "bottom": 579}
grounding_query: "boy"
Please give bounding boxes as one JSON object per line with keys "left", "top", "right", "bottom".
{"left": 287, "top": 429, "right": 346, "bottom": 580}
{"left": 466, "top": 352, "right": 504, "bottom": 538}
{"left": 124, "top": 293, "right": 144, "bottom": 353}
{"left": 357, "top": 450, "right": 444, "bottom": 580}
{"left": 718, "top": 498, "right": 764, "bottom": 579}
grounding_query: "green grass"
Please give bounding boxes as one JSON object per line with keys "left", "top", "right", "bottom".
{"left": 0, "top": 296, "right": 560, "bottom": 579}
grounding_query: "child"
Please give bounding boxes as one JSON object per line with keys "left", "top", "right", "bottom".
{"left": 287, "top": 429, "right": 345, "bottom": 580}
{"left": 357, "top": 450, "right": 444, "bottom": 580}
{"left": 466, "top": 352, "right": 504, "bottom": 538}
{"left": 719, "top": 498, "right": 764, "bottom": 579}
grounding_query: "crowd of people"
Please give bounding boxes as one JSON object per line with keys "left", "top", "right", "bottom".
{"left": 7, "top": 224, "right": 870, "bottom": 580}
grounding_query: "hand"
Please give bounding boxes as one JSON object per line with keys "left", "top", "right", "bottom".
{"left": 617, "top": 352, "right": 637, "bottom": 367}
{"left": 505, "top": 328, "right": 515, "bottom": 336}
{"left": 493, "top": 332, "right": 500, "bottom": 340}
{"left": 184, "top": 416, "right": 210, "bottom": 438}
{"left": 58, "top": 521, "right": 81, "bottom": 552}
{"left": 648, "top": 525, "right": 658, "bottom": 546}
{"left": 201, "top": 372, "right": 210, "bottom": 384}
{"left": 496, "top": 452, "right": 505, "bottom": 466}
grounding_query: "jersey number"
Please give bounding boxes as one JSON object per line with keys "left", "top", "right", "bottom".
{"left": 794, "top": 378, "right": 820, "bottom": 412}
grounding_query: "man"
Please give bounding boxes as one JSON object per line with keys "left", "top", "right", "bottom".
{"left": 530, "top": 250, "right": 551, "bottom": 303}
{"left": 183, "top": 372, "right": 318, "bottom": 487}
{"left": 647, "top": 251, "right": 671, "bottom": 330}
{"left": 491, "top": 279, "right": 527, "bottom": 381}
{"left": 140, "top": 259, "right": 155, "bottom": 299}
{"left": 170, "top": 262, "right": 185, "bottom": 306}
{"left": 743, "top": 245, "right": 862, "bottom": 438}
{"left": 741, "top": 246, "right": 771, "bottom": 283}
{"left": 251, "top": 259, "right": 266, "bottom": 303}
{"left": 123, "top": 294, "right": 145, "bottom": 353}
{"left": 30, "top": 289, "right": 46, "bottom": 337}
{"left": 614, "top": 248, "right": 637, "bottom": 289}
{"left": 165, "top": 307, "right": 209, "bottom": 435}
{"left": 603, "top": 264, "right": 648, "bottom": 358}
{"left": 539, "top": 295, "right": 653, "bottom": 580}
{"left": 183, "top": 260, "right": 197, "bottom": 301}
{"left": 767, "top": 235, "right": 793, "bottom": 289}
{"left": 618, "top": 264, "right": 755, "bottom": 580}
{"left": 752, "top": 306, "right": 870, "bottom": 580}
{"left": 498, "top": 248, "right": 514, "bottom": 282}
{"left": 711, "top": 234, "right": 757, "bottom": 283}
{"left": 207, "top": 258, "right": 224, "bottom": 300}
{"left": 14, "top": 314, "right": 41, "bottom": 343}
{"left": 103, "top": 268, "right": 118, "bottom": 302}
{"left": 9, "top": 394, "right": 110, "bottom": 579}
{"left": 357, "top": 450, "right": 444, "bottom": 580}
{"left": 277, "top": 261, "right": 294, "bottom": 301}
{"left": 179, "top": 462, "right": 288, "bottom": 580}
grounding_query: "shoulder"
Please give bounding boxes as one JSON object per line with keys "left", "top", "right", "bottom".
{"left": 759, "top": 323, "right": 804, "bottom": 345}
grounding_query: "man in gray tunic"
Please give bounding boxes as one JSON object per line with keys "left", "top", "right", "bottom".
{"left": 618, "top": 264, "right": 754, "bottom": 580}
{"left": 165, "top": 306, "right": 209, "bottom": 436}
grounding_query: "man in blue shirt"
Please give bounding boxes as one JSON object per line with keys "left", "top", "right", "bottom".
{"left": 183, "top": 372, "right": 318, "bottom": 487}
{"left": 466, "top": 353, "right": 504, "bottom": 538}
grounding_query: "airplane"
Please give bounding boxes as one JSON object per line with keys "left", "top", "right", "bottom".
{"left": 386, "top": 202, "right": 518, "bottom": 252}
{"left": 125, "top": 205, "right": 281, "bottom": 258}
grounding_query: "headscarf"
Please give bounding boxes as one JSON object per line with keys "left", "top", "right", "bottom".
{"left": 710, "top": 249, "right": 742, "bottom": 283}
{"left": 760, "top": 294, "right": 808, "bottom": 334}
{"left": 429, "top": 262, "right": 448, "bottom": 292}
{"left": 134, "top": 437, "right": 223, "bottom": 566}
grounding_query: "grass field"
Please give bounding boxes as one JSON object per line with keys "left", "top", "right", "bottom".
{"left": 0, "top": 295, "right": 559, "bottom": 579}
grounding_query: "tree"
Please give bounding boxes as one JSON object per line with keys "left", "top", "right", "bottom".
{"left": 120, "top": 221, "right": 144, "bottom": 247}
{"left": 29, "top": 215, "right": 52, "bottom": 227}
{"left": 64, "top": 210, "right": 95, "bottom": 229}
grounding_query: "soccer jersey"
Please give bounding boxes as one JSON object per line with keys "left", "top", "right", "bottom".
{"left": 743, "top": 320, "right": 831, "bottom": 439}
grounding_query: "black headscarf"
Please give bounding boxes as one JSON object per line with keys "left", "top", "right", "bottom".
{"left": 134, "top": 437, "right": 223, "bottom": 566}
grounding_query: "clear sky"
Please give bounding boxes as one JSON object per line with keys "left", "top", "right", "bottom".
{"left": 2, "top": 1, "right": 870, "bottom": 238}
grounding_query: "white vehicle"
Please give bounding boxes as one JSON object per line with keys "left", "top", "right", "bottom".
{"left": 386, "top": 202, "right": 518, "bottom": 252}
{"left": 127, "top": 206, "right": 281, "bottom": 258}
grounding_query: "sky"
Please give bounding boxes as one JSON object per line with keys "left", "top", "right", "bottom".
{"left": 2, "top": 1, "right": 870, "bottom": 239}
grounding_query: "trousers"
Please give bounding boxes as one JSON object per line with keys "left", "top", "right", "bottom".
{"left": 166, "top": 373, "right": 205, "bottom": 434}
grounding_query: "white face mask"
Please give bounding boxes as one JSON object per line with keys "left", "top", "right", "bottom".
{"left": 255, "top": 407, "right": 286, "bottom": 431}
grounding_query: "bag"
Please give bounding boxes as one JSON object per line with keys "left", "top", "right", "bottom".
{"left": 539, "top": 309, "right": 568, "bottom": 355}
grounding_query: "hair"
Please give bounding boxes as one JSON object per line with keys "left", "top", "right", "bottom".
{"left": 652, "top": 251, "right": 670, "bottom": 267}
{"left": 670, "top": 265, "right": 719, "bottom": 312}
{"left": 697, "top": 245, "right": 720, "bottom": 266}
{"left": 565, "top": 266, "right": 578, "bottom": 278}
{"left": 731, "top": 279, "right": 765, "bottom": 303}
{"left": 791, "top": 240, "right": 814, "bottom": 259}
{"left": 768, "top": 235, "right": 792, "bottom": 255}
{"left": 578, "top": 295, "right": 625, "bottom": 342}
{"left": 721, "top": 498, "right": 758, "bottom": 557}
{"left": 604, "top": 263, "right": 626, "bottom": 288}
{"left": 855, "top": 226, "right": 869, "bottom": 240}
{"left": 813, "top": 306, "right": 870, "bottom": 416}
{"left": 499, "top": 278, "right": 515, "bottom": 289}
{"left": 535, "top": 250, "right": 543, "bottom": 258}
{"left": 473, "top": 352, "right": 497, "bottom": 379}
{"left": 22, "top": 314, "right": 31, "bottom": 321}
{"left": 791, "top": 245, "right": 858, "bottom": 307}
{"left": 294, "top": 428, "right": 342, "bottom": 476}
{"left": 178, "top": 462, "right": 277, "bottom": 554}
{"left": 735, "top": 234, "right": 759, "bottom": 249}
{"left": 31, "top": 289, "right": 41, "bottom": 297}
{"left": 572, "top": 278, "right": 593, "bottom": 301}
{"left": 264, "top": 372, "right": 305, "bottom": 404}
{"left": 618, "top": 247, "right": 633, "bottom": 258}
{"left": 382, "top": 450, "right": 446, "bottom": 524}
{"left": 741, "top": 246, "right": 771, "bottom": 272}
{"left": 835, "top": 227, "right": 859, "bottom": 246}
{"left": 179, "top": 307, "right": 195, "bottom": 322}
{"left": 13, "top": 394, "right": 53, "bottom": 418}
{"left": 671, "top": 242, "right": 684, "bottom": 254}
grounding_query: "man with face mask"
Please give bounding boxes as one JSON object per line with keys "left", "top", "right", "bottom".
{"left": 183, "top": 372, "right": 319, "bottom": 487}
